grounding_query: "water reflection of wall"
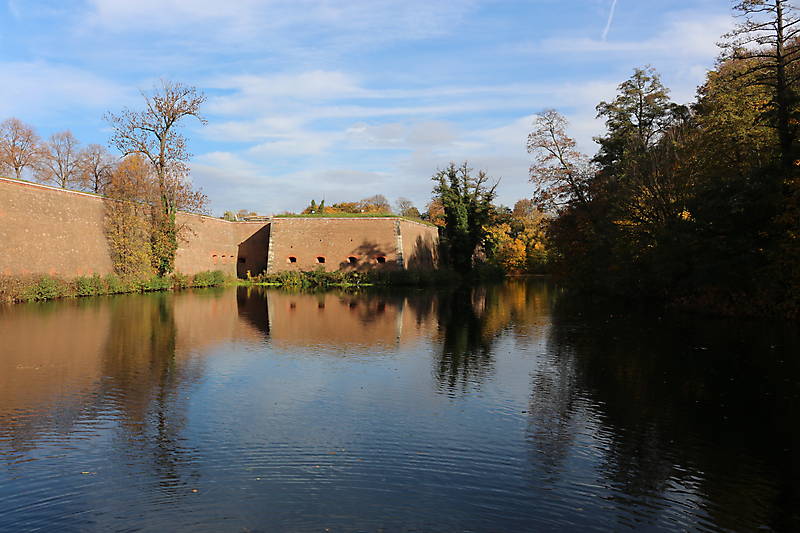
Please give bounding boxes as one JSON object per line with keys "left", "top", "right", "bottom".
{"left": 253, "top": 289, "right": 438, "bottom": 351}
{"left": 0, "top": 289, "right": 265, "bottom": 460}
{"left": 0, "top": 299, "right": 111, "bottom": 449}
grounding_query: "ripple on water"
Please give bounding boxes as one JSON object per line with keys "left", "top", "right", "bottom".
{"left": 1, "top": 283, "right": 798, "bottom": 531}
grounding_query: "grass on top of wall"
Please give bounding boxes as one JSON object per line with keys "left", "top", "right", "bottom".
{"left": 273, "top": 213, "right": 438, "bottom": 226}
{"left": 0, "top": 270, "right": 229, "bottom": 304}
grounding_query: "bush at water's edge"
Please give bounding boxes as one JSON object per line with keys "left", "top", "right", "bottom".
{"left": 242, "top": 265, "right": 504, "bottom": 289}
{"left": 0, "top": 270, "right": 230, "bottom": 304}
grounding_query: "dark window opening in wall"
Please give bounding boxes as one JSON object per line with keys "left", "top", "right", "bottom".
{"left": 212, "top": 254, "right": 218, "bottom": 264}
{"left": 238, "top": 257, "right": 246, "bottom": 263}
{"left": 288, "top": 256, "right": 297, "bottom": 263}
{"left": 317, "top": 257, "right": 326, "bottom": 264}
{"left": 347, "top": 256, "right": 357, "bottom": 265}
{"left": 376, "top": 256, "right": 386, "bottom": 264}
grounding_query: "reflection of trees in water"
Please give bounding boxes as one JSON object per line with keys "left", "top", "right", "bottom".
{"left": 100, "top": 293, "right": 203, "bottom": 492}
{"left": 525, "top": 345, "right": 580, "bottom": 481}
{"left": 434, "top": 280, "right": 554, "bottom": 394}
{"left": 543, "top": 298, "right": 800, "bottom": 531}
{"left": 435, "top": 286, "right": 496, "bottom": 394}
{"left": 403, "top": 289, "right": 436, "bottom": 328}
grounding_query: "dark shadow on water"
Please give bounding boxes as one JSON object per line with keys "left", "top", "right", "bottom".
{"left": 537, "top": 295, "right": 800, "bottom": 531}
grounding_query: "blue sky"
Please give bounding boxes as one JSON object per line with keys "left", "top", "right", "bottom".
{"left": 1, "top": 0, "right": 734, "bottom": 215}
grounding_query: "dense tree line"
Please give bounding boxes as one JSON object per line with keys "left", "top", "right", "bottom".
{"left": 528, "top": 0, "right": 800, "bottom": 316}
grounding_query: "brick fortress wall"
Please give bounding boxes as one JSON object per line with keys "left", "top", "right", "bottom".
{"left": 0, "top": 178, "right": 439, "bottom": 278}
{"left": 265, "top": 217, "right": 438, "bottom": 273}
{"left": 0, "top": 177, "right": 265, "bottom": 278}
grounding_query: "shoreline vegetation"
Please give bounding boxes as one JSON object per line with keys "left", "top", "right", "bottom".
{"left": 240, "top": 267, "right": 496, "bottom": 289}
{"left": 0, "top": 268, "right": 501, "bottom": 305}
{"left": 0, "top": 270, "right": 229, "bottom": 304}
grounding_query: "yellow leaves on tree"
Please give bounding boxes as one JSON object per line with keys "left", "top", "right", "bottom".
{"left": 485, "top": 223, "right": 541, "bottom": 274}
{"left": 104, "top": 155, "right": 155, "bottom": 279}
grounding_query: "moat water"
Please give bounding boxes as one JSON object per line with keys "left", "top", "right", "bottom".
{"left": 0, "top": 281, "right": 798, "bottom": 532}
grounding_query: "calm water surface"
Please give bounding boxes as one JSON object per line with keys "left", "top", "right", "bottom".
{"left": 0, "top": 281, "right": 798, "bottom": 532}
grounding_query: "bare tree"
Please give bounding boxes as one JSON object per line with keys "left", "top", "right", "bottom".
{"left": 396, "top": 197, "right": 421, "bottom": 218}
{"left": 36, "top": 130, "right": 82, "bottom": 189}
{"left": 0, "top": 118, "right": 41, "bottom": 180}
{"left": 106, "top": 80, "right": 206, "bottom": 211}
{"left": 719, "top": 0, "right": 800, "bottom": 169}
{"left": 79, "top": 144, "right": 115, "bottom": 194}
{"left": 106, "top": 80, "right": 208, "bottom": 275}
{"left": 527, "top": 109, "right": 593, "bottom": 211}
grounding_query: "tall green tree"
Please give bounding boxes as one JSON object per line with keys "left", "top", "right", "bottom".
{"left": 432, "top": 162, "right": 497, "bottom": 271}
{"left": 594, "top": 66, "right": 675, "bottom": 174}
{"left": 594, "top": 67, "right": 695, "bottom": 235}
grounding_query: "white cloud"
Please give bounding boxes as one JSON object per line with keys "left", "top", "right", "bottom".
{"left": 190, "top": 71, "right": 627, "bottom": 214}
{"left": 85, "top": 0, "right": 477, "bottom": 49}
{"left": 344, "top": 121, "right": 457, "bottom": 150}
{"left": 248, "top": 134, "right": 336, "bottom": 157}
{"left": 207, "top": 71, "right": 367, "bottom": 116}
{"left": 0, "top": 61, "right": 129, "bottom": 120}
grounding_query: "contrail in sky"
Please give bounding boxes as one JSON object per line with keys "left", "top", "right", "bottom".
{"left": 602, "top": 0, "right": 618, "bottom": 41}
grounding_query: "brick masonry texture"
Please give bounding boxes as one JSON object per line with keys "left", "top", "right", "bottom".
{"left": 265, "top": 217, "right": 438, "bottom": 273}
{"left": 0, "top": 178, "right": 439, "bottom": 277}
{"left": 0, "top": 177, "right": 263, "bottom": 277}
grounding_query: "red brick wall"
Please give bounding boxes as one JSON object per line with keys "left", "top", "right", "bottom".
{"left": 0, "top": 179, "right": 439, "bottom": 278}
{"left": 0, "top": 178, "right": 269, "bottom": 277}
{"left": 399, "top": 219, "right": 439, "bottom": 270}
{"left": 265, "top": 217, "right": 438, "bottom": 273}
{"left": 174, "top": 214, "right": 267, "bottom": 276}
{"left": 0, "top": 177, "right": 113, "bottom": 277}
{"left": 267, "top": 218, "right": 386, "bottom": 272}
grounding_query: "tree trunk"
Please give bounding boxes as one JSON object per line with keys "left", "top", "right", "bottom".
{"left": 775, "top": 0, "right": 794, "bottom": 171}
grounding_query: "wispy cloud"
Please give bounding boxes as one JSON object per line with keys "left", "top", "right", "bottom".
{"left": 541, "top": 13, "right": 732, "bottom": 60}
{"left": 602, "top": 0, "right": 619, "bottom": 41}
